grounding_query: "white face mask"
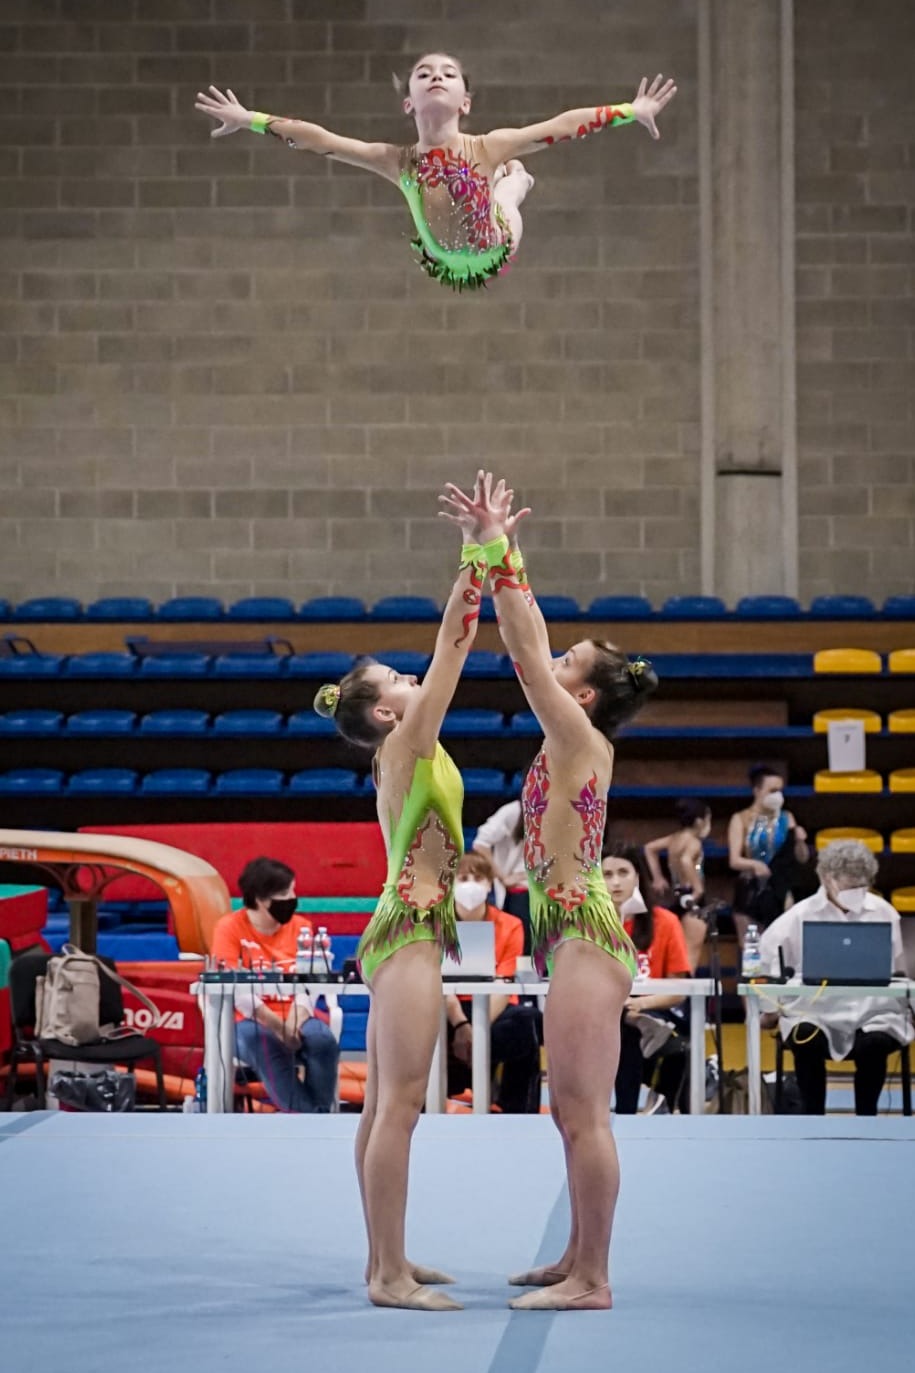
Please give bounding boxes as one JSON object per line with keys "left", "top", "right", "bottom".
{"left": 762, "top": 790, "right": 784, "bottom": 811}
{"left": 454, "top": 878, "right": 489, "bottom": 912}
{"left": 619, "top": 887, "right": 648, "bottom": 919}
{"left": 833, "top": 885, "right": 869, "bottom": 913}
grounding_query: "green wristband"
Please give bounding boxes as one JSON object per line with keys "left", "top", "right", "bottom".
{"left": 460, "top": 542, "right": 483, "bottom": 567}
{"left": 509, "top": 548, "right": 525, "bottom": 575}
{"left": 481, "top": 534, "right": 510, "bottom": 569}
{"left": 249, "top": 112, "right": 271, "bottom": 135}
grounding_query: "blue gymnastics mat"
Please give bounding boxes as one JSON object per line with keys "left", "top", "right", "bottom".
{"left": 1, "top": 1113, "right": 912, "bottom": 1373}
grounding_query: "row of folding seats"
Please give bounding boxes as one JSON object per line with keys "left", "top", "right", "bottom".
{"left": 815, "top": 827, "right": 915, "bottom": 853}
{"left": 814, "top": 649, "right": 915, "bottom": 674}
{"left": 3, "top": 594, "right": 915, "bottom": 622}
{"left": 814, "top": 770, "right": 915, "bottom": 793}
{"left": 0, "top": 649, "right": 845, "bottom": 680}
{"left": 0, "top": 767, "right": 510, "bottom": 795}
{"left": 4, "top": 707, "right": 915, "bottom": 739}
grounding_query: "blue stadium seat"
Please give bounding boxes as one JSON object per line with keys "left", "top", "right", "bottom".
{"left": 369, "top": 596, "right": 440, "bottom": 621}
{"left": 139, "top": 710, "right": 210, "bottom": 735}
{"left": 441, "top": 710, "right": 505, "bottom": 737}
{"left": 211, "top": 655, "right": 284, "bottom": 678}
{"left": 288, "top": 769, "right": 362, "bottom": 795}
{"left": 65, "top": 653, "right": 136, "bottom": 678}
{"left": 227, "top": 597, "right": 296, "bottom": 621}
{"left": 0, "top": 710, "right": 63, "bottom": 735}
{"left": 141, "top": 769, "right": 211, "bottom": 795}
{"left": 138, "top": 655, "right": 211, "bottom": 677}
{"left": 808, "top": 595, "right": 876, "bottom": 618}
{"left": 0, "top": 654, "right": 63, "bottom": 677}
{"left": 381, "top": 651, "right": 431, "bottom": 675}
{"left": 298, "top": 597, "right": 367, "bottom": 621}
{"left": 649, "top": 653, "right": 813, "bottom": 678}
{"left": 660, "top": 596, "right": 729, "bottom": 618}
{"left": 12, "top": 597, "right": 82, "bottom": 621}
{"left": 461, "top": 651, "right": 504, "bottom": 678}
{"left": 881, "top": 596, "right": 915, "bottom": 619}
{"left": 286, "top": 652, "right": 355, "bottom": 678}
{"left": 461, "top": 769, "right": 509, "bottom": 796}
{"left": 85, "top": 597, "right": 154, "bottom": 621}
{"left": 586, "top": 595, "right": 654, "bottom": 619}
{"left": 0, "top": 769, "right": 64, "bottom": 794}
{"left": 735, "top": 596, "right": 802, "bottom": 618}
{"left": 0, "top": 600, "right": 9, "bottom": 620}
{"left": 213, "top": 769, "right": 285, "bottom": 795}
{"left": 66, "top": 710, "right": 136, "bottom": 735}
{"left": 213, "top": 710, "right": 284, "bottom": 736}
{"left": 536, "top": 595, "right": 581, "bottom": 619}
{"left": 479, "top": 597, "right": 497, "bottom": 623}
{"left": 156, "top": 597, "right": 224, "bottom": 621}
{"left": 286, "top": 713, "right": 336, "bottom": 736}
{"left": 68, "top": 769, "right": 138, "bottom": 794}
{"left": 509, "top": 712, "right": 541, "bottom": 736}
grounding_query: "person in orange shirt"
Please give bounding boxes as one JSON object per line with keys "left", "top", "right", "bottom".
{"left": 445, "top": 851, "right": 542, "bottom": 1113}
{"left": 210, "top": 856, "right": 340, "bottom": 1112}
{"left": 601, "top": 844, "right": 692, "bottom": 1114}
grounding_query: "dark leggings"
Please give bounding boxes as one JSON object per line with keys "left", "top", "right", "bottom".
{"left": 786, "top": 1024, "right": 903, "bottom": 1115}
{"left": 447, "top": 1003, "right": 542, "bottom": 1113}
{"left": 614, "top": 1017, "right": 689, "bottom": 1114}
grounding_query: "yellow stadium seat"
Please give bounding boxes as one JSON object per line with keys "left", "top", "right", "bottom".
{"left": 813, "top": 708, "right": 882, "bottom": 733}
{"left": 890, "top": 829, "right": 915, "bottom": 853}
{"left": 815, "top": 828, "right": 883, "bottom": 853}
{"left": 814, "top": 648, "right": 882, "bottom": 674}
{"left": 891, "top": 887, "right": 915, "bottom": 914}
{"left": 889, "top": 769, "right": 915, "bottom": 793}
{"left": 888, "top": 649, "right": 915, "bottom": 674}
{"left": 888, "top": 709, "right": 915, "bottom": 732}
{"left": 814, "top": 770, "right": 883, "bottom": 793}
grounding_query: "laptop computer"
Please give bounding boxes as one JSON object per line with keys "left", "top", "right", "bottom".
{"left": 442, "top": 920, "right": 497, "bottom": 982}
{"left": 801, "top": 920, "right": 893, "bottom": 986}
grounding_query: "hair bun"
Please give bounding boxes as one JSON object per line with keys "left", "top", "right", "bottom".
{"left": 627, "top": 657, "right": 658, "bottom": 696}
{"left": 313, "top": 682, "right": 341, "bottom": 718}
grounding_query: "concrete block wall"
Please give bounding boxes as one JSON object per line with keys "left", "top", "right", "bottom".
{"left": 0, "top": 1, "right": 911, "bottom": 607}
{"left": 794, "top": 0, "right": 915, "bottom": 600}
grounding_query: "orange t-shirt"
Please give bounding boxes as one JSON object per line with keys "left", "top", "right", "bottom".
{"left": 623, "top": 905, "right": 691, "bottom": 980}
{"left": 210, "top": 909, "right": 315, "bottom": 1019}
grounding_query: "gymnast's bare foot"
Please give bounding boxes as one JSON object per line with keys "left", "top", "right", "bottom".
{"left": 364, "top": 1261, "right": 456, "bottom": 1285}
{"left": 368, "top": 1276, "right": 463, "bottom": 1311}
{"left": 509, "top": 1279, "right": 612, "bottom": 1311}
{"left": 508, "top": 1264, "right": 569, "bottom": 1287}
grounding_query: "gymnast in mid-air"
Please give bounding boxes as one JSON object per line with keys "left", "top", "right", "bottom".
{"left": 195, "top": 53, "right": 676, "bottom": 290}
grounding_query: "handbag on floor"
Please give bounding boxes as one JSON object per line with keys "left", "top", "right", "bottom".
{"left": 49, "top": 1068, "right": 136, "bottom": 1112}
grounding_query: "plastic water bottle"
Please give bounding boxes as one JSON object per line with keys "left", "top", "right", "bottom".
{"left": 295, "top": 925, "right": 313, "bottom": 974}
{"left": 742, "top": 923, "right": 763, "bottom": 979}
{"left": 316, "top": 926, "right": 334, "bottom": 972}
{"left": 194, "top": 1065, "right": 207, "bottom": 1110}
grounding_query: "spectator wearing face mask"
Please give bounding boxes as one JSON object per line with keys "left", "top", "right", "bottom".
{"left": 445, "top": 851, "right": 542, "bottom": 1113}
{"left": 728, "top": 764, "right": 810, "bottom": 948}
{"left": 758, "top": 840, "right": 913, "bottom": 1115}
{"left": 210, "top": 856, "right": 340, "bottom": 1112}
{"left": 602, "top": 843, "right": 693, "bottom": 1114}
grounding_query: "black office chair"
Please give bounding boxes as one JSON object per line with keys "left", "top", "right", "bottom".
{"left": 4, "top": 950, "right": 167, "bottom": 1110}
{"left": 774, "top": 1033, "right": 912, "bottom": 1116}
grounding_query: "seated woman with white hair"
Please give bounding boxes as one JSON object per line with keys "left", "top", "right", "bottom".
{"left": 758, "top": 840, "right": 913, "bottom": 1115}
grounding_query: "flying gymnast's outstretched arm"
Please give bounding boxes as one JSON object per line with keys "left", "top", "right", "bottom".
{"left": 484, "top": 74, "right": 676, "bottom": 162}
{"left": 194, "top": 86, "right": 401, "bottom": 181}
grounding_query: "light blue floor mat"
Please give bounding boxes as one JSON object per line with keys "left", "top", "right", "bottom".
{"left": 2, "top": 1113, "right": 913, "bottom": 1373}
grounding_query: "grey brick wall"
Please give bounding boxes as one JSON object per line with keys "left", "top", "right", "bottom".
{"left": 0, "top": 0, "right": 699, "bottom": 605}
{"left": 794, "top": 0, "right": 915, "bottom": 600}
{"left": 1, "top": 1, "right": 910, "bottom": 607}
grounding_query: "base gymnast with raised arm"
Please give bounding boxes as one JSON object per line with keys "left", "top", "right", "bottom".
{"left": 440, "top": 472, "right": 658, "bottom": 1310}
{"left": 313, "top": 488, "right": 487, "bottom": 1312}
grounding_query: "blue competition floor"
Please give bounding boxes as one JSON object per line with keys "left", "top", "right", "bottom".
{"left": 2, "top": 1113, "right": 913, "bottom": 1373}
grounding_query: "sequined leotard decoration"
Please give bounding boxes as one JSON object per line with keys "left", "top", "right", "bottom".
{"left": 523, "top": 748, "right": 637, "bottom": 979}
{"left": 399, "top": 144, "right": 513, "bottom": 291}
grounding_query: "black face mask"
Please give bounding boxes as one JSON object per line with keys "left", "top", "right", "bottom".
{"left": 267, "top": 896, "right": 297, "bottom": 925}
